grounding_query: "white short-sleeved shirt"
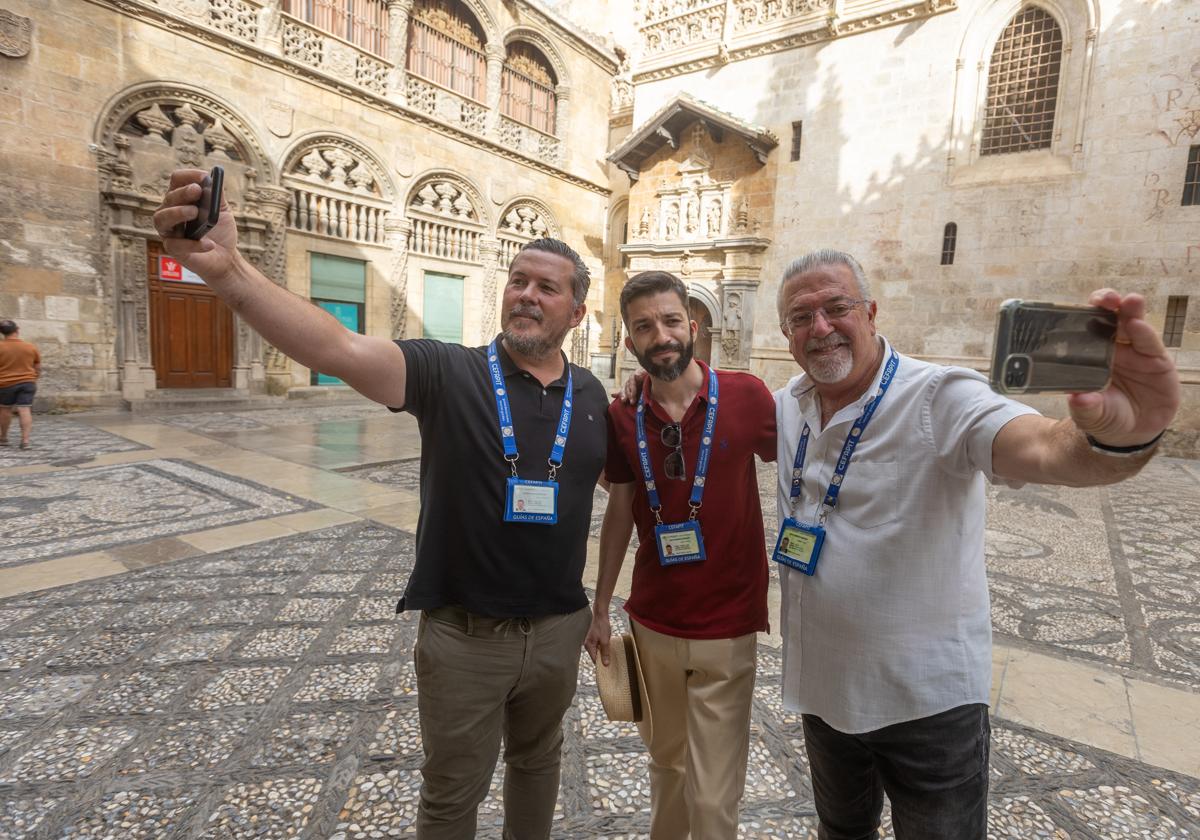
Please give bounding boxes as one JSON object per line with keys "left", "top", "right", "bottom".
{"left": 774, "top": 336, "right": 1038, "bottom": 734}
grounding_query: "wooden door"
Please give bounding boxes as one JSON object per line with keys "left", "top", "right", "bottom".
{"left": 147, "top": 242, "right": 234, "bottom": 388}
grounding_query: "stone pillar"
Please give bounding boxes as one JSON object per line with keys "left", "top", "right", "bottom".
{"left": 386, "top": 0, "right": 414, "bottom": 103}
{"left": 718, "top": 274, "right": 761, "bottom": 371}
{"left": 553, "top": 84, "right": 570, "bottom": 164}
{"left": 115, "top": 235, "right": 148, "bottom": 400}
{"left": 478, "top": 237, "right": 502, "bottom": 342}
{"left": 246, "top": 184, "right": 294, "bottom": 391}
{"left": 258, "top": 0, "right": 284, "bottom": 56}
{"left": 385, "top": 216, "right": 413, "bottom": 339}
{"left": 484, "top": 43, "right": 505, "bottom": 137}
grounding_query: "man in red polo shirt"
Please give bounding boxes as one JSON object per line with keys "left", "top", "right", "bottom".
{"left": 585, "top": 271, "right": 776, "bottom": 840}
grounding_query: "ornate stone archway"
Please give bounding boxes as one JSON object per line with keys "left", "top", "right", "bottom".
{"left": 94, "top": 83, "right": 292, "bottom": 398}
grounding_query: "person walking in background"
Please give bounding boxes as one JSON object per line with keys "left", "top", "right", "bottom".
{"left": 0, "top": 320, "right": 41, "bottom": 450}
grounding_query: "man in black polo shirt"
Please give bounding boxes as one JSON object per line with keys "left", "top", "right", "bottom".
{"left": 152, "top": 173, "right": 608, "bottom": 839}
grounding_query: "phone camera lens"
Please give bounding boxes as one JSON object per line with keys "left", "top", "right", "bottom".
{"left": 1004, "top": 356, "right": 1030, "bottom": 389}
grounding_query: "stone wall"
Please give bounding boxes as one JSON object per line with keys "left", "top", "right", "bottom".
{"left": 625, "top": 0, "right": 1200, "bottom": 435}
{"left": 0, "top": 0, "right": 615, "bottom": 403}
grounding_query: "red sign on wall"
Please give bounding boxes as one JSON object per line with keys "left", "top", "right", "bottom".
{"left": 159, "top": 256, "right": 183, "bottom": 281}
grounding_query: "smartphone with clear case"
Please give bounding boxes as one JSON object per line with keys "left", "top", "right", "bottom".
{"left": 182, "top": 165, "right": 224, "bottom": 240}
{"left": 989, "top": 299, "right": 1118, "bottom": 394}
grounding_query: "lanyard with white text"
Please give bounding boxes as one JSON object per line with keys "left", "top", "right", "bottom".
{"left": 635, "top": 367, "right": 719, "bottom": 524}
{"left": 789, "top": 351, "right": 899, "bottom": 525}
{"left": 487, "top": 340, "right": 573, "bottom": 480}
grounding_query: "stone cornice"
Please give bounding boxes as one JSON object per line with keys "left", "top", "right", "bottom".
{"left": 620, "top": 236, "right": 772, "bottom": 255}
{"left": 632, "top": 0, "right": 957, "bottom": 84}
{"left": 82, "top": 0, "right": 610, "bottom": 197}
{"left": 513, "top": 0, "right": 619, "bottom": 73}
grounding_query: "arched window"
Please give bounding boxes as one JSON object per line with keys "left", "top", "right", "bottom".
{"left": 407, "top": 175, "right": 486, "bottom": 263}
{"left": 407, "top": 0, "right": 487, "bottom": 102}
{"left": 941, "top": 222, "right": 958, "bottom": 265}
{"left": 980, "top": 6, "right": 1063, "bottom": 156}
{"left": 501, "top": 43, "right": 557, "bottom": 135}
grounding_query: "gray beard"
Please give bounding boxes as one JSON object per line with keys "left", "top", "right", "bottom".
{"left": 806, "top": 345, "right": 855, "bottom": 383}
{"left": 501, "top": 324, "right": 570, "bottom": 360}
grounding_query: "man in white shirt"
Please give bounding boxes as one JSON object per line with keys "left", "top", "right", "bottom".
{"left": 772, "top": 249, "right": 1180, "bottom": 840}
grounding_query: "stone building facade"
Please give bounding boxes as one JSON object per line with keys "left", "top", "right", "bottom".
{"left": 597, "top": 0, "right": 1200, "bottom": 445}
{"left": 0, "top": 0, "right": 616, "bottom": 404}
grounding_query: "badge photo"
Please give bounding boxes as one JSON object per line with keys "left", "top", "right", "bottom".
{"left": 772, "top": 518, "right": 824, "bottom": 575}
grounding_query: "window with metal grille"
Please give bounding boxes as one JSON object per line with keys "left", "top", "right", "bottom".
{"left": 283, "top": 0, "right": 389, "bottom": 57}
{"left": 1183, "top": 145, "right": 1200, "bottom": 206}
{"left": 406, "top": 0, "right": 487, "bottom": 102}
{"left": 1164, "top": 296, "right": 1188, "bottom": 348}
{"left": 790, "top": 121, "right": 803, "bottom": 162}
{"left": 501, "top": 43, "right": 558, "bottom": 135}
{"left": 980, "top": 7, "right": 1063, "bottom": 156}
{"left": 941, "top": 222, "right": 957, "bottom": 265}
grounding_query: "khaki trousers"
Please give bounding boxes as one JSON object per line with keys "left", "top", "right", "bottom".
{"left": 414, "top": 605, "right": 591, "bottom": 840}
{"left": 631, "top": 619, "right": 758, "bottom": 840}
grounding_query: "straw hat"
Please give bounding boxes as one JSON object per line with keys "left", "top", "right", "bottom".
{"left": 594, "top": 633, "right": 648, "bottom": 723}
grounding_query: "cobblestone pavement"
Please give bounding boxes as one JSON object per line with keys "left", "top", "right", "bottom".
{"left": 343, "top": 455, "right": 1200, "bottom": 691}
{"left": 0, "top": 417, "right": 147, "bottom": 470}
{"left": 1, "top": 460, "right": 315, "bottom": 567}
{"left": 0, "top": 522, "right": 1196, "bottom": 839}
{"left": 155, "top": 404, "right": 388, "bottom": 435}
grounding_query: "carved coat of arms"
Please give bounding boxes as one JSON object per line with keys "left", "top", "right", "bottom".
{"left": 0, "top": 9, "right": 32, "bottom": 58}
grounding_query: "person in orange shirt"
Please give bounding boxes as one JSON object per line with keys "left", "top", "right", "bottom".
{"left": 0, "top": 320, "right": 41, "bottom": 450}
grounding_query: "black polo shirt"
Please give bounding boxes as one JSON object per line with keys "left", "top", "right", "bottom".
{"left": 393, "top": 336, "right": 608, "bottom": 617}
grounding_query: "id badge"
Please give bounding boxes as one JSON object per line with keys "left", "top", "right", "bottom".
{"left": 505, "top": 477, "right": 558, "bottom": 524}
{"left": 771, "top": 517, "right": 825, "bottom": 575}
{"left": 655, "top": 520, "right": 706, "bottom": 566}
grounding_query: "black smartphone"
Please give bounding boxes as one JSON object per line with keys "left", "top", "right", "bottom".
{"left": 989, "top": 299, "right": 1118, "bottom": 395}
{"left": 182, "top": 165, "right": 224, "bottom": 240}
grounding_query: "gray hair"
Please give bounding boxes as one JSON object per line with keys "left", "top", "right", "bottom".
{"left": 515, "top": 238, "right": 591, "bottom": 307}
{"left": 776, "top": 249, "right": 872, "bottom": 323}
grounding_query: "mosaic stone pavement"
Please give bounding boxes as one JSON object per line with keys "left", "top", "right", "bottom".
{"left": 0, "top": 459, "right": 315, "bottom": 567}
{"left": 0, "top": 521, "right": 1195, "bottom": 839}
{"left": 155, "top": 404, "right": 388, "bottom": 434}
{"left": 0, "top": 417, "right": 147, "bottom": 469}
{"left": 346, "top": 455, "right": 1200, "bottom": 691}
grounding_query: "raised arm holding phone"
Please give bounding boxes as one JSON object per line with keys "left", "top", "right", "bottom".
{"left": 154, "top": 168, "right": 611, "bottom": 840}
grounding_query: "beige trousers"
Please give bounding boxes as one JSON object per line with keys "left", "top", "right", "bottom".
{"left": 631, "top": 619, "right": 758, "bottom": 840}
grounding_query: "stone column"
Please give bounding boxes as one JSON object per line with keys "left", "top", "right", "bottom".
{"left": 484, "top": 43, "right": 505, "bottom": 137}
{"left": 246, "top": 184, "right": 294, "bottom": 391}
{"left": 553, "top": 84, "right": 570, "bottom": 164}
{"left": 115, "top": 235, "right": 148, "bottom": 400}
{"left": 385, "top": 216, "right": 413, "bottom": 339}
{"left": 478, "top": 237, "right": 502, "bottom": 342}
{"left": 718, "top": 259, "right": 762, "bottom": 371}
{"left": 386, "top": 0, "right": 414, "bottom": 103}
{"left": 257, "top": 0, "right": 283, "bottom": 56}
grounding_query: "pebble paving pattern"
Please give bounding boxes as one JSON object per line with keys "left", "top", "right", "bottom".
{"left": 0, "top": 459, "right": 316, "bottom": 566}
{"left": 0, "top": 417, "right": 147, "bottom": 469}
{"left": 0, "top": 522, "right": 1195, "bottom": 838}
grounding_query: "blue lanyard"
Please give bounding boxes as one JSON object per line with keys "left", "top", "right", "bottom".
{"left": 487, "top": 340, "right": 574, "bottom": 480}
{"left": 635, "top": 367, "right": 719, "bottom": 523}
{"left": 789, "top": 351, "right": 899, "bottom": 524}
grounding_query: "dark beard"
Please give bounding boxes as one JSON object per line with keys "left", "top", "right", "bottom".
{"left": 633, "top": 338, "right": 695, "bottom": 382}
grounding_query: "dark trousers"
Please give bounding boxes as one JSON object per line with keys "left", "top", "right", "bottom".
{"left": 413, "top": 605, "right": 591, "bottom": 840}
{"left": 802, "top": 703, "right": 990, "bottom": 840}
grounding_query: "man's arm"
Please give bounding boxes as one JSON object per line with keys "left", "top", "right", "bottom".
{"left": 152, "top": 169, "right": 407, "bottom": 408}
{"left": 583, "top": 480, "right": 637, "bottom": 666}
{"left": 992, "top": 289, "right": 1179, "bottom": 486}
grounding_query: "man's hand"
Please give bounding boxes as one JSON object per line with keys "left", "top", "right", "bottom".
{"left": 1067, "top": 290, "right": 1180, "bottom": 447}
{"left": 583, "top": 609, "right": 613, "bottom": 666}
{"left": 611, "top": 370, "right": 645, "bottom": 404}
{"left": 152, "top": 169, "right": 240, "bottom": 285}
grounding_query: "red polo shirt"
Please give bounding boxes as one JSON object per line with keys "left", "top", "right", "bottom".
{"left": 605, "top": 363, "right": 777, "bottom": 639}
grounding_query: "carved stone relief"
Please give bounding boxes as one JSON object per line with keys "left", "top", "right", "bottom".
{"left": 266, "top": 101, "right": 294, "bottom": 138}
{"left": 411, "top": 179, "right": 479, "bottom": 221}
{"left": 0, "top": 9, "right": 32, "bottom": 59}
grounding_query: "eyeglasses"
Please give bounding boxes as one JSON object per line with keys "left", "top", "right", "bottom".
{"left": 782, "top": 299, "right": 868, "bottom": 335}
{"left": 661, "top": 423, "right": 686, "bottom": 480}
